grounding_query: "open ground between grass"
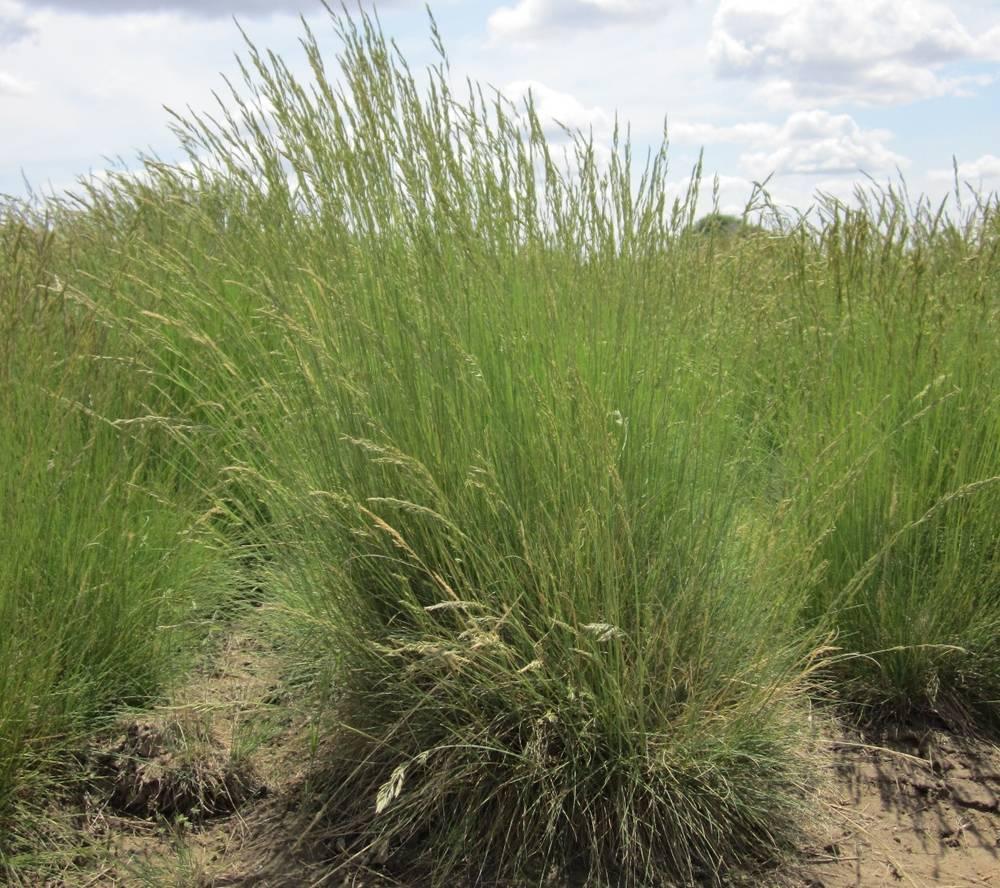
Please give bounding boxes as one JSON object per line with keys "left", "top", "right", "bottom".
{"left": 19, "top": 613, "right": 1000, "bottom": 887}
{"left": 22, "top": 609, "right": 314, "bottom": 887}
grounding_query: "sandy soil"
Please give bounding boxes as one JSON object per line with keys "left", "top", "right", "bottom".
{"left": 40, "top": 624, "right": 1000, "bottom": 887}
{"left": 801, "top": 728, "right": 1000, "bottom": 888}
{"left": 46, "top": 620, "right": 328, "bottom": 887}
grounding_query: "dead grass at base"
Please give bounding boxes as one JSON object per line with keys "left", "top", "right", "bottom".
{"left": 94, "top": 716, "right": 263, "bottom": 822}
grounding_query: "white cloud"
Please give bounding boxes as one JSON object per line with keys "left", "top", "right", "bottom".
{"left": 669, "top": 119, "right": 773, "bottom": 144}
{"left": 503, "top": 79, "right": 611, "bottom": 137}
{"left": 672, "top": 110, "right": 906, "bottom": 179}
{"left": 0, "top": 70, "right": 31, "bottom": 95}
{"left": 19, "top": 1, "right": 327, "bottom": 15}
{"left": 740, "top": 111, "right": 906, "bottom": 178}
{"left": 928, "top": 155, "right": 1000, "bottom": 188}
{"left": 710, "top": 0, "right": 1000, "bottom": 106}
{"left": 489, "top": 0, "right": 680, "bottom": 40}
{"left": 0, "top": 7, "right": 263, "bottom": 194}
{"left": 955, "top": 155, "right": 1000, "bottom": 181}
{"left": 984, "top": 26, "right": 1000, "bottom": 63}
{"left": 663, "top": 166, "right": 900, "bottom": 220}
{"left": 1, "top": 1, "right": 33, "bottom": 44}
{"left": 665, "top": 171, "right": 761, "bottom": 216}
{"left": 0, "top": 0, "right": 988, "bottom": 214}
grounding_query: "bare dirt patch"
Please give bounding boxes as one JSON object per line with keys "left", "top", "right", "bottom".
{"left": 50, "top": 621, "right": 326, "bottom": 887}
{"left": 802, "top": 726, "right": 1000, "bottom": 887}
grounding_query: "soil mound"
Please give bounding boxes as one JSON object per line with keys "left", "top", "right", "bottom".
{"left": 96, "top": 715, "right": 262, "bottom": 822}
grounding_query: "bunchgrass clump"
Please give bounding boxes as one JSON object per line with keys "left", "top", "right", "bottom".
{"left": 0, "top": 200, "right": 237, "bottom": 871}
{"left": 125, "top": 10, "right": 824, "bottom": 884}
{"left": 772, "top": 192, "right": 1000, "bottom": 725}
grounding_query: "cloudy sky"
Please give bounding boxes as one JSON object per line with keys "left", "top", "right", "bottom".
{"left": 2, "top": 0, "right": 999, "bottom": 213}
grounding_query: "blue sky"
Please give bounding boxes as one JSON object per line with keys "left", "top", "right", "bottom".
{"left": 2, "top": 0, "right": 999, "bottom": 214}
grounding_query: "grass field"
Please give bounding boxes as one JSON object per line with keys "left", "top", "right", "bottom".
{"left": 1, "top": 8, "right": 998, "bottom": 886}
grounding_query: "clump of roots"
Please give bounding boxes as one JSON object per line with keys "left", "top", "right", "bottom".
{"left": 96, "top": 714, "right": 261, "bottom": 821}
